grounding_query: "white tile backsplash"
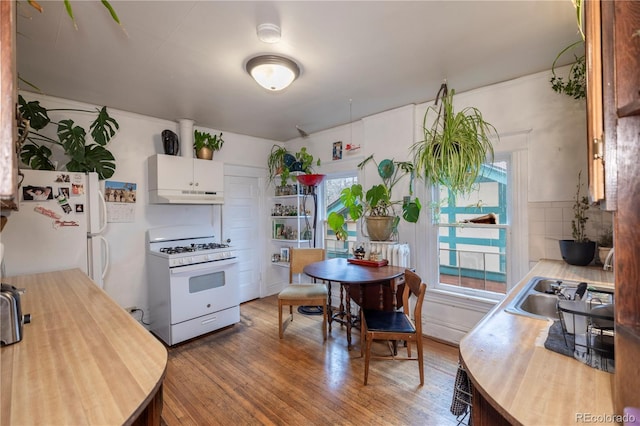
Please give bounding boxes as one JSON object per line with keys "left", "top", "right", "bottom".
{"left": 528, "top": 202, "right": 613, "bottom": 262}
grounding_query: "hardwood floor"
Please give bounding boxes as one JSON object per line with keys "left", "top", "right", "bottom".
{"left": 161, "top": 295, "right": 462, "bottom": 425}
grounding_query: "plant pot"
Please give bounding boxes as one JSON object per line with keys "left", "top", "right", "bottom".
{"left": 196, "top": 147, "right": 213, "bottom": 160}
{"left": 598, "top": 246, "right": 613, "bottom": 265}
{"left": 365, "top": 216, "right": 394, "bottom": 241}
{"left": 559, "top": 240, "right": 596, "bottom": 266}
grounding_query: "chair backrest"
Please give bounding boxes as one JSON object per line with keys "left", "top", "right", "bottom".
{"left": 402, "top": 269, "right": 427, "bottom": 334}
{"left": 289, "top": 248, "right": 325, "bottom": 283}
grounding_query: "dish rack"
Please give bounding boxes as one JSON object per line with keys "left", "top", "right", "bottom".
{"left": 557, "top": 288, "right": 615, "bottom": 367}
{"left": 450, "top": 362, "right": 473, "bottom": 426}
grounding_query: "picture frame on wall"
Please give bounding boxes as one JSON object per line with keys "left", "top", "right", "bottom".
{"left": 280, "top": 247, "right": 290, "bottom": 263}
{"left": 332, "top": 141, "right": 343, "bottom": 160}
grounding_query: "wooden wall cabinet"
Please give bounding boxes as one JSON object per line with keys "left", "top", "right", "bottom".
{"left": 0, "top": 0, "right": 18, "bottom": 203}
{"left": 586, "top": 0, "right": 640, "bottom": 210}
{"left": 586, "top": 0, "right": 640, "bottom": 416}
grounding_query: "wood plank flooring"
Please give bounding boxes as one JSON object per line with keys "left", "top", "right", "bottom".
{"left": 160, "top": 295, "right": 462, "bottom": 425}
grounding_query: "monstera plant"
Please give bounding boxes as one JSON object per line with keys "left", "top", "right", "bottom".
{"left": 327, "top": 155, "right": 421, "bottom": 241}
{"left": 17, "top": 95, "right": 120, "bottom": 179}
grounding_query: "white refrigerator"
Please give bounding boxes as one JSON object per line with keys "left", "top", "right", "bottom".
{"left": 0, "top": 170, "right": 109, "bottom": 287}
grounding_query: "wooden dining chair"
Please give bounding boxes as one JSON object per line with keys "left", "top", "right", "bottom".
{"left": 278, "top": 248, "right": 328, "bottom": 341}
{"left": 360, "top": 269, "right": 426, "bottom": 385}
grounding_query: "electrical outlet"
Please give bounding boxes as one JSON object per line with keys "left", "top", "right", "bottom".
{"left": 125, "top": 306, "right": 137, "bottom": 313}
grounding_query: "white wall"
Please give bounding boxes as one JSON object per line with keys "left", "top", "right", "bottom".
{"left": 17, "top": 91, "right": 273, "bottom": 313}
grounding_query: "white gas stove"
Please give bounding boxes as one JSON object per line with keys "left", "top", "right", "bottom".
{"left": 147, "top": 225, "right": 240, "bottom": 346}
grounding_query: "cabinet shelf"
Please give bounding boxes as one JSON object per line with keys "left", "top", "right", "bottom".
{"left": 270, "top": 215, "right": 311, "bottom": 219}
{"left": 271, "top": 239, "right": 312, "bottom": 244}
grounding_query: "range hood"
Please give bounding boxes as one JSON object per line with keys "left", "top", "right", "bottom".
{"left": 148, "top": 189, "right": 223, "bottom": 205}
{"left": 148, "top": 154, "right": 225, "bottom": 205}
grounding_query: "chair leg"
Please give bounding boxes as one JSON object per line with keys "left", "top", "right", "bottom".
{"left": 364, "top": 333, "right": 373, "bottom": 385}
{"left": 278, "top": 300, "right": 284, "bottom": 339}
{"left": 417, "top": 335, "right": 424, "bottom": 386}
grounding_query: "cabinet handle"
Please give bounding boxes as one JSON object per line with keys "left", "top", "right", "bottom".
{"left": 195, "top": 182, "right": 199, "bottom": 187}
{"left": 189, "top": 182, "right": 194, "bottom": 186}
{"left": 593, "top": 138, "right": 603, "bottom": 160}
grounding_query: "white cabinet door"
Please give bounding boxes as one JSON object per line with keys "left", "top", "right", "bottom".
{"left": 154, "top": 155, "right": 193, "bottom": 191}
{"left": 193, "top": 159, "right": 224, "bottom": 193}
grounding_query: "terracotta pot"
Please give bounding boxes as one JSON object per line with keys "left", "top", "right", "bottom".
{"left": 196, "top": 147, "right": 213, "bottom": 160}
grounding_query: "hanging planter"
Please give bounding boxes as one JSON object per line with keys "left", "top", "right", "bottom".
{"left": 411, "top": 83, "right": 497, "bottom": 195}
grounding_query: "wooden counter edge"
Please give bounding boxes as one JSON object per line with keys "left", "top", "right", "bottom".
{"left": 459, "top": 259, "right": 615, "bottom": 425}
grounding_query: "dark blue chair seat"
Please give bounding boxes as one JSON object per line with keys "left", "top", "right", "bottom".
{"left": 362, "top": 310, "right": 415, "bottom": 334}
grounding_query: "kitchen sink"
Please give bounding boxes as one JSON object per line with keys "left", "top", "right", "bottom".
{"left": 505, "top": 276, "right": 612, "bottom": 320}
{"left": 517, "top": 293, "right": 561, "bottom": 319}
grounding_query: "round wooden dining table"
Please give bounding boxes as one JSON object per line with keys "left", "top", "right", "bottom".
{"left": 303, "top": 258, "right": 407, "bottom": 349}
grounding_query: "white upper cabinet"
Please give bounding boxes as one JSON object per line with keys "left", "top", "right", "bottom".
{"left": 148, "top": 154, "right": 224, "bottom": 204}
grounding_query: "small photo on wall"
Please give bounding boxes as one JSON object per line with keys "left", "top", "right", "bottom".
{"left": 332, "top": 141, "right": 343, "bottom": 160}
{"left": 75, "top": 204, "right": 84, "bottom": 213}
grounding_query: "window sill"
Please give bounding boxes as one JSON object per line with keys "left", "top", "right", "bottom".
{"left": 426, "top": 286, "right": 501, "bottom": 311}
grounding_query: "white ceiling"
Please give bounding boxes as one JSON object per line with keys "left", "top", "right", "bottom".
{"left": 16, "top": 1, "right": 581, "bottom": 142}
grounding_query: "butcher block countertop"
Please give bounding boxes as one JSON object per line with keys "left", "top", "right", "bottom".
{"left": 460, "top": 259, "right": 616, "bottom": 425}
{"left": 1, "top": 269, "right": 167, "bottom": 425}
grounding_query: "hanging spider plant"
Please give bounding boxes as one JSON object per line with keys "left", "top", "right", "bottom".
{"left": 411, "top": 83, "right": 497, "bottom": 195}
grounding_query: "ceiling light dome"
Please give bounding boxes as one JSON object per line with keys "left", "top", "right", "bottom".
{"left": 245, "top": 55, "right": 300, "bottom": 91}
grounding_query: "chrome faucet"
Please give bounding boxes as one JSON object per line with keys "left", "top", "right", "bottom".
{"left": 603, "top": 248, "right": 615, "bottom": 271}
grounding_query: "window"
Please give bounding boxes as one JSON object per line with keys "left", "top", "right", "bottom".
{"left": 433, "top": 159, "right": 510, "bottom": 296}
{"left": 324, "top": 172, "right": 358, "bottom": 258}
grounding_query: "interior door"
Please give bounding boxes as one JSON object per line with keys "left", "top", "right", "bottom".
{"left": 223, "top": 174, "right": 261, "bottom": 303}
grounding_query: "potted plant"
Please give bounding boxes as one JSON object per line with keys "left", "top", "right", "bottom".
{"left": 17, "top": 95, "right": 120, "bottom": 179}
{"left": 559, "top": 171, "right": 596, "bottom": 266}
{"left": 194, "top": 130, "right": 224, "bottom": 160}
{"left": 267, "top": 145, "right": 321, "bottom": 187}
{"left": 327, "top": 155, "right": 421, "bottom": 241}
{"left": 597, "top": 227, "right": 613, "bottom": 265}
{"left": 411, "top": 82, "right": 497, "bottom": 195}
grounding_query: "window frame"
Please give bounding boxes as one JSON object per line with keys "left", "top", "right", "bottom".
{"left": 417, "top": 131, "right": 530, "bottom": 302}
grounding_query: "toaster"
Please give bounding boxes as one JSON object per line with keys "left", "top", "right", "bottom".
{"left": 1, "top": 283, "right": 31, "bottom": 346}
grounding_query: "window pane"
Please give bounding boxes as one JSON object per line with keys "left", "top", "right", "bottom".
{"left": 436, "top": 161, "right": 509, "bottom": 295}
{"left": 324, "top": 174, "right": 358, "bottom": 258}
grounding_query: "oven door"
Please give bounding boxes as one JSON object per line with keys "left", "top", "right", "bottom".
{"left": 169, "top": 258, "right": 239, "bottom": 324}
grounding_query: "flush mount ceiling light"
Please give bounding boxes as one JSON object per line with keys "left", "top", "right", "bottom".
{"left": 245, "top": 55, "right": 300, "bottom": 91}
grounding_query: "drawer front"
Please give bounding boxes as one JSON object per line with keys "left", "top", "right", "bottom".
{"left": 170, "top": 306, "right": 240, "bottom": 345}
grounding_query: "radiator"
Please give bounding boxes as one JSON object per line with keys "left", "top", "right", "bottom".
{"left": 369, "top": 242, "right": 410, "bottom": 267}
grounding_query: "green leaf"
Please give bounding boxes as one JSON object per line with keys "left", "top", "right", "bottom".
{"left": 101, "top": 0, "right": 121, "bottom": 25}
{"left": 327, "top": 212, "right": 348, "bottom": 241}
{"left": 18, "top": 95, "right": 50, "bottom": 130}
{"left": 58, "top": 119, "right": 86, "bottom": 161}
{"left": 20, "top": 143, "right": 54, "bottom": 170}
{"left": 402, "top": 198, "right": 421, "bottom": 223}
{"left": 63, "top": 0, "right": 78, "bottom": 30}
{"left": 66, "top": 145, "right": 116, "bottom": 179}
{"left": 90, "top": 106, "right": 119, "bottom": 146}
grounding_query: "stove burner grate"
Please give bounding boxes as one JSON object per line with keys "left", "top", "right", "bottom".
{"left": 159, "top": 242, "right": 230, "bottom": 255}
